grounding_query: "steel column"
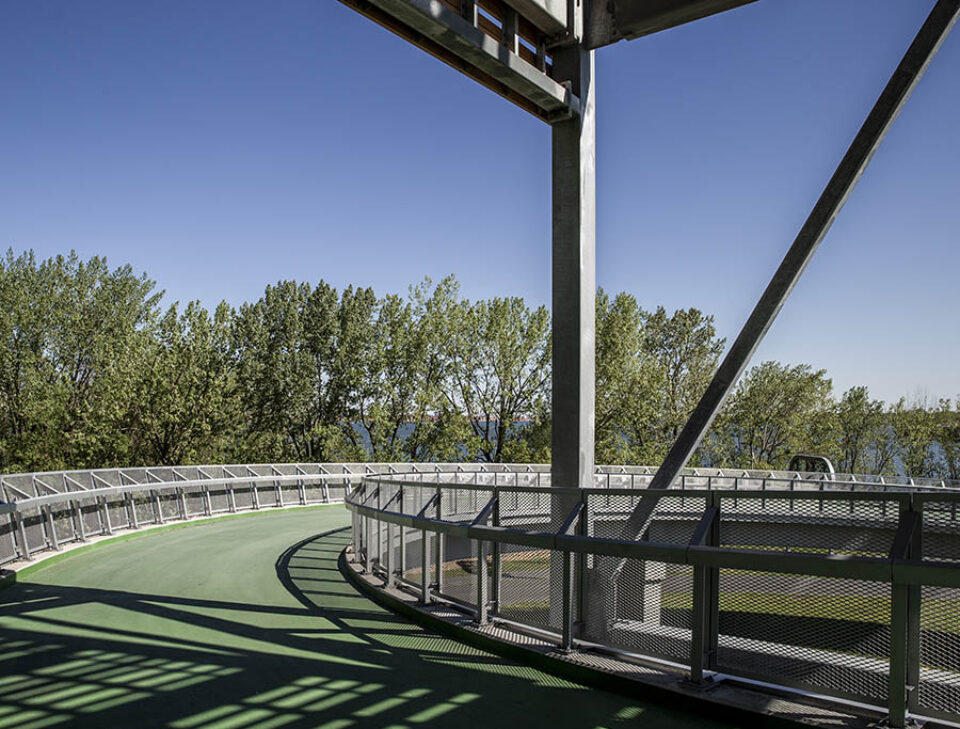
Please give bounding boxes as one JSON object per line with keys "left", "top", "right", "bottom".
{"left": 551, "top": 39, "right": 595, "bottom": 630}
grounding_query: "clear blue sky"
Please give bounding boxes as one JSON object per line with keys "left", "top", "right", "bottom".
{"left": 1, "top": 0, "right": 957, "bottom": 404}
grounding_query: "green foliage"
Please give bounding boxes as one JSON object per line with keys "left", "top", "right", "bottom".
{"left": 1, "top": 248, "right": 955, "bottom": 480}
{"left": 714, "top": 362, "right": 833, "bottom": 469}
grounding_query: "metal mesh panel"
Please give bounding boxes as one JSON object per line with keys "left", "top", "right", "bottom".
{"left": 921, "top": 500, "right": 960, "bottom": 563}
{"left": 208, "top": 486, "right": 230, "bottom": 513}
{"left": 79, "top": 499, "right": 104, "bottom": 536}
{"left": 719, "top": 495, "right": 899, "bottom": 557}
{"left": 183, "top": 487, "right": 205, "bottom": 517}
{"left": 280, "top": 483, "right": 301, "bottom": 505}
{"left": 106, "top": 497, "right": 130, "bottom": 530}
{"left": 326, "top": 482, "right": 347, "bottom": 502}
{"left": 21, "top": 507, "right": 46, "bottom": 552}
{"left": 918, "top": 585, "right": 960, "bottom": 719}
{"left": 50, "top": 506, "right": 75, "bottom": 542}
{"left": 583, "top": 558, "right": 694, "bottom": 663}
{"left": 0, "top": 517, "right": 18, "bottom": 563}
{"left": 232, "top": 484, "right": 255, "bottom": 510}
{"left": 158, "top": 491, "right": 181, "bottom": 520}
{"left": 133, "top": 494, "right": 156, "bottom": 524}
{"left": 715, "top": 569, "right": 891, "bottom": 702}
{"left": 496, "top": 490, "right": 568, "bottom": 630}
{"left": 436, "top": 488, "right": 492, "bottom": 608}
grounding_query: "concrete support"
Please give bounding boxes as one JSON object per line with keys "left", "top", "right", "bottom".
{"left": 550, "top": 42, "right": 595, "bottom": 632}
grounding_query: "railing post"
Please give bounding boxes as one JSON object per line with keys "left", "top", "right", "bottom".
{"left": 890, "top": 582, "right": 909, "bottom": 728}
{"left": 44, "top": 505, "right": 60, "bottom": 550}
{"left": 74, "top": 499, "right": 86, "bottom": 541}
{"left": 475, "top": 538, "right": 488, "bottom": 624}
{"left": 398, "top": 483, "right": 406, "bottom": 581}
{"left": 127, "top": 492, "right": 138, "bottom": 528}
{"left": 420, "top": 527, "right": 431, "bottom": 604}
{"left": 72, "top": 499, "right": 86, "bottom": 542}
{"left": 204, "top": 486, "right": 213, "bottom": 516}
{"left": 491, "top": 489, "right": 501, "bottom": 613}
{"left": 153, "top": 489, "right": 163, "bottom": 524}
{"left": 101, "top": 496, "right": 113, "bottom": 535}
{"left": 907, "top": 497, "right": 922, "bottom": 718}
{"left": 228, "top": 483, "right": 237, "bottom": 513}
{"left": 13, "top": 511, "right": 31, "bottom": 560}
{"left": 376, "top": 488, "right": 383, "bottom": 574}
{"left": 363, "top": 512, "right": 372, "bottom": 574}
{"left": 889, "top": 494, "right": 921, "bottom": 728}
{"left": 690, "top": 492, "right": 721, "bottom": 684}
{"left": 561, "top": 549, "right": 574, "bottom": 651}
{"left": 385, "top": 519, "right": 394, "bottom": 588}
{"left": 435, "top": 486, "right": 444, "bottom": 596}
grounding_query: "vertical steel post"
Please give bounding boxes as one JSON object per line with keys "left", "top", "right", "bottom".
{"left": 363, "top": 514, "right": 372, "bottom": 573}
{"left": 385, "top": 520, "right": 394, "bottom": 587}
{"left": 890, "top": 583, "right": 909, "bottom": 728}
{"left": 74, "top": 500, "right": 86, "bottom": 541}
{"left": 435, "top": 486, "right": 444, "bottom": 596}
{"left": 44, "top": 506, "right": 59, "bottom": 550}
{"left": 101, "top": 496, "right": 112, "bottom": 535}
{"left": 398, "top": 483, "right": 406, "bottom": 580}
{"left": 491, "top": 489, "right": 502, "bottom": 613}
{"left": 420, "top": 527, "right": 431, "bottom": 604}
{"left": 561, "top": 550, "right": 574, "bottom": 651}
{"left": 475, "top": 539, "right": 488, "bottom": 624}
{"left": 551, "top": 37, "right": 595, "bottom": 630}
{"left": 14, "top": 512, "right": 30, "bottom": 560}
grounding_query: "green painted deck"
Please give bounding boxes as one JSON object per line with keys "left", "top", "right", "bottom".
{"left": 0, "top": 506, "right": 739, "bottom": 729}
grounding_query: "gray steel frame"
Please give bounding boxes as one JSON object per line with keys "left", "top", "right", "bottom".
{"left": 348, "top": 473, "right": 960, "bottom": 728}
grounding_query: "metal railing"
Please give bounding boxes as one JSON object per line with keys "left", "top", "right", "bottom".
{"left": 2, "top": 461, "right": 953, "bottom": 571}
{"left": 346, "top": 472, "right": 960, "bottom": 728}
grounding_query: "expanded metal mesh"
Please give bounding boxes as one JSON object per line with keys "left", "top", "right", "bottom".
{"left": 437, "top": 487, "right": 492, "bottom": 608}
{"left": 918, "top": 585, "right": 960, "bottom": 716}
{"left": 719, "top": 495, "right": 899, "bottom": 557}
{"left": 715, "top": 569, "right": 891, "bottom": 702}
{"left": 921, "top": 500, "right": 960, "bottom": 563}
{"left": 496, "top": 490, "right": 570, "bottom": 631}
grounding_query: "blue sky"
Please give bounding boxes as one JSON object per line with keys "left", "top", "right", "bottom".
{"left": 1, "top": 0, "right": 957, "bottom": 404}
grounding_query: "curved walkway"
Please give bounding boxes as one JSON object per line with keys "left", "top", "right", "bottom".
{"left": 0, "top": 506, "right": 738, "bottom": 729}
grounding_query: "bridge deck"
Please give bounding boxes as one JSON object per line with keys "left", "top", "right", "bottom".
{"left": 0, "top": 507, "right": 734, "bottom": 729}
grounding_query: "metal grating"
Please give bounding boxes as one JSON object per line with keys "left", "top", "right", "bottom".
{"left": 715, "top": 569, "right": 891, "bottom": 702}
{"left": 917, "top": 585, "right": 960, "bottom": 717}
{"left": 719, "top": 495, "right": 899, "bottom": 557}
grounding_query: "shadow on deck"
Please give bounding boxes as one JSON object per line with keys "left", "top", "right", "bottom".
{"left": 0, "top": 521, "right": 716, "bottom": 729}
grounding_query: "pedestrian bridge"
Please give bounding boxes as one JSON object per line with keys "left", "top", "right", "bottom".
{"left": 1, "top": 463, "right": 959, "bottom": 729}
{"left": 0, "top": 505, "right": 726, "bottom": 729}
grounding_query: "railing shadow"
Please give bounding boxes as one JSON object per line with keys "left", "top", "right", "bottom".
{"left": 0, "top": 527, "right": 700, "bottom": 729}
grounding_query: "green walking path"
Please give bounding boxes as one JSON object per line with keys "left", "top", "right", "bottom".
{"left": 0, "top": 506, "right": 739, "bottom": 729}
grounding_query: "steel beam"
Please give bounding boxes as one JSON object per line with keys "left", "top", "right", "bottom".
{"left": 337, "top": 0, "right": 577, "bottom": 122}
{"left": 618, "top": 0, "right": 960, "bottom": 543}
{"left": 586, "top": 0, "right": 758, "bottom": 49}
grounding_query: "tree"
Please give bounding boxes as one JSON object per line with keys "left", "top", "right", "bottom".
{"left": 444, "top": 296, "right": 550, "bottom": 462}
{"left": 935, "top": 398, "right": 960, "bottom": 482}
{"left": 834, "top": 386, "right": 889, "bottom": 475}
{"left": 640, "top": 306, "right": 724, "bottom": 464}
{"left": 129, "top": 301, "right": 237, "bottom": 465}
{"left": 890, "top": 397, "right": 940, "bottom": 478}
{"left": 717, "top": 361, "right": 833, "bottom": 469}
{"left": 233, "top": 280, "right": 358, "bottom": 462}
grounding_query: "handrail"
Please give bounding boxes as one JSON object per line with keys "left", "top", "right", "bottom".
{"left": 346, "top": 474, "right": 960, "bottom": 728}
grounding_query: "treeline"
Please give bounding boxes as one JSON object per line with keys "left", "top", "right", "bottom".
{"left": 1, "top": 250, "right": 958, "bottom": 479}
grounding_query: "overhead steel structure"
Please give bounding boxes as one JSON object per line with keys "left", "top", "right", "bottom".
{"left": 334, "top": 2, "right": 959, "bottom": 723}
